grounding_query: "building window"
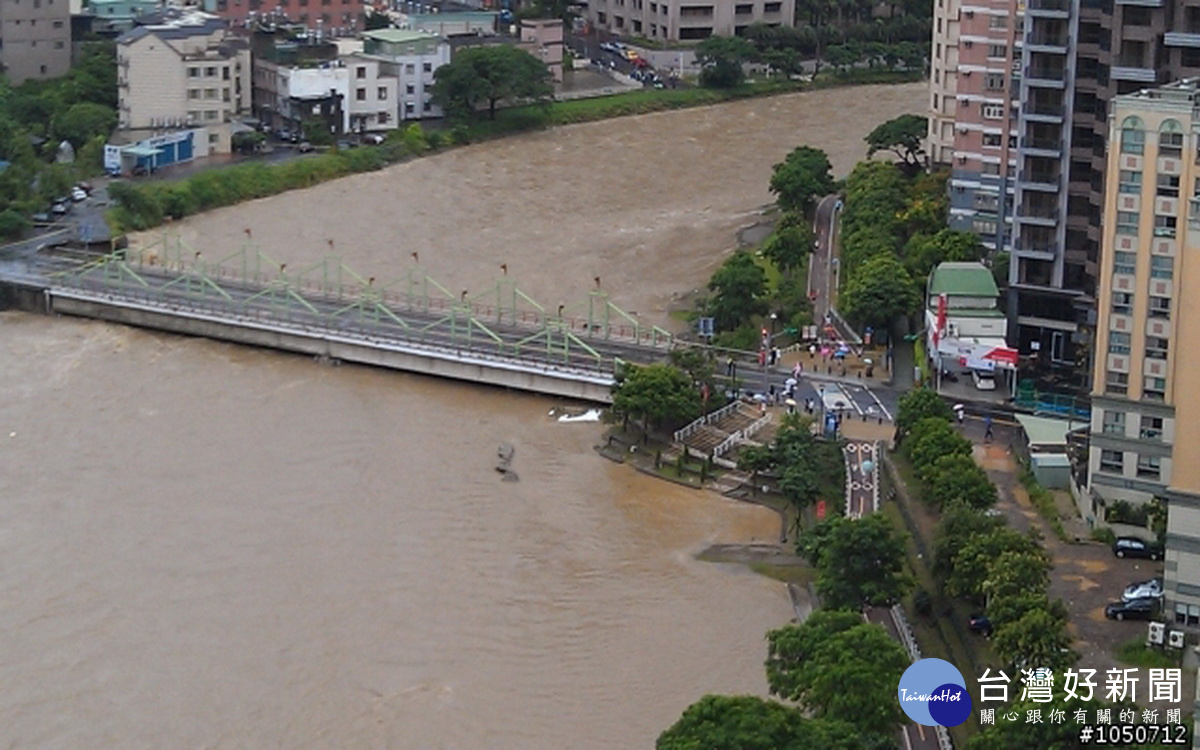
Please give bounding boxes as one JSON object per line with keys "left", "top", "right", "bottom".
{"left": 972, "top": 219, "right": 998, "bottom": 235}
{"left": 189, "top": 88, "right": 201, "bottom": 99}
{"left": 423, "top": 62, "right": 432, "bottom": 73}
{"left": 1140, "top": 415, "right": 1164, "bottom": 440}
{"left": 1113, "top": 251, "right": 1136, "bottom": 275}
{"left": 1100, "top": 449, "right": 1124, "bottom": 473}
{"left": 205, "top": 88, "right": 217, "bottom": 99}
{"left": 1102, "top": 410, "right": 1126, "bottom": 436}
{"left": 1149, "top": 296, "right": 1171, "bottom": 319}
{"left": 1118, "top": 170, "right": 1142, "bottom": 194}
{"left": 1150, "top": 255, "right": 1174, "bottom": 279}
{"left": 1116, "top": 211, "right": 1140, "bottom": 235}
{"left": 1106, "top": 371, "right": 1129, "bottom": 396}
{"left": 357, "top": 66, "right": 366, "bottom": 79}
{"left": 1154, "top": 215, "right": 1177, "bottom": 237}
{"left": 205, "top": 66, "right": 217, "bottom": 77}
{"left": 984, "top": 74, "right": 1005, "bottom": 91}
{"left": 1159, "top": 125, "right": 1184, "bottom": 158}
{"left": 406, "top": 84, "right": 414, "bottom": 94}
{"left": 987, "top": 43, "right": 1006, "bottom": 58}
{"left": 356, "top": 88, "right": 366, "bottom": 101}
{"left": 1136, "top": 454, "right": 1161, "bottom": 480}
{"left": 989, "top": 14, "right": 1007, "bottom": 28}
{"left": 974, "top": 192, "right": 999, "bottom": 210}
{"left": 1175, "top": 604, "right": 1200, "bottom": 627}
{"left": 1145, "top": 336, "right": 1169, "bottom": 360}
{"left": 424, "top": 100, "right": 433, "bottom": 112}
{"left": 1108, "top": 331, "right": 1131, "bottom": 355}
{"left": 405, "top": 63, "right": 415, "bottom": 74}
{"left": 189, "top": 67, "right": 200, "bottom": 77}
{"left": 53, "top": 19, "right": 62, "bottom": 27}
{"left": 1121, "top": 117, "right": 1145, "bottom": 154}
{"left": 405, "top": 102, "right": 415, "bottom": 114}
{"left": 205, "top": 110, "right": 218, "bottom": 121}
{"left": 1144, "top": 376, "right": 1166, "bottom": 401}
{"left": 54, "top": 41, "right": 63, "bottom": 49}
{"left": 763, "top": 1, "right": 781, "bottom": 9}
{"left": 982, "top": 162, "right": 1001, "bottom": 176}
{"left": 209, "top": 133, "right": 219, "bottom": 145}
{"left": 982, "top": 103, "right": 1004, "bottom": 119}
{"left": 1157, "top": 174, "right": 1180, "bottom": 198}
{"left": 1111, "top": 291, "right": 1133, "bottom": 315}
{"left": 378, "top": 87, "right": 387, "bottom": 100}
{"left": 982, "top": 133, "right": 1002, "bottom": 147}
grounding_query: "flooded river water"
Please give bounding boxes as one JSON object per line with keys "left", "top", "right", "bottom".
{"left": 3, "top": 83, "right": 924, "bottom": 747}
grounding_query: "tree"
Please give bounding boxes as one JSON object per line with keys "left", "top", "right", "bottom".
{"left": 896, "top": 387, "right": 952, "bottom": 436}
{"left": 707, "top": 251, "right": 768, "bottom": 331}
{"left": 945, "top": 527, "right": 1045, "bottom": 602}
{"left": 798, "top": 514, "right": 911, "bottom": 610}
{"left": 839, "top": 253, "right": 920, "bottom": 334}
{"left": 431, "top": 45, "right": 553, "bottom": 121}
{"left": 0, "top": 208, "right": 29, "bottom": 239}
{"left": 695, "top": 36, "right": 755, "bottom": 88}
{"left": 982, "top": 550, "right": 1051, "bottom": 609}
{"left": 51, "top": 102, "right": 116, "bottom": 149}
{"left": 761, "top": 216, "right": 815, "bottom": 274}
{"left": 925, "top": 453, "right": 997, "bottom": 510}
{"left": 769, "top": 146, "right": 835, "bottom": 218}
{"left": 902, "top": 229, "right": 983, "bottom": 281}
{"left": 864, "top": 114, "right": 928, "bottom": 170}
{"left": 610, "top": 363, "right": 702, "bottom": 433}
{"left": 932, "top": 501, "right": 1003, "bottom": 580}
{"left": 992, "top": 607, "right": 1076, "bottom": 673}
{"left": 656, "top": 695, "right": 868, "bottom": 750}
{"left": 907, "top": 417, "right": 972, "bottom": 478}
{"left": 364, "top": 10, "right": 392, "bottom": 29}
{"left": 766, "top": 610, "right": 910, "bottom": 738}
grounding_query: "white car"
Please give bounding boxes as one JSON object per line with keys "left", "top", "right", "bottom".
{"left": 71, "top": 187, "right": 87, "bottom": 202}
{"left": 972, "top": 369, "right": 997, "bottom": 391}
{"left": 1122, "top": 577, "right": 1163, "bottom": 602}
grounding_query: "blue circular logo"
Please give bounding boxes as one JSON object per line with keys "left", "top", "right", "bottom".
{"left": 897, "top": 658, "right": 972, "bottom": 727}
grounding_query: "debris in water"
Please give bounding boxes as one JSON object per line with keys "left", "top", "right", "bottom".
{"left": 496, "top": 442, "right": 518, "bottom": 481}
{"left": 557, "top": 408, "right": 602, "bottom": 424}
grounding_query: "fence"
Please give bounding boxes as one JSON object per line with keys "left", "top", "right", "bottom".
{"left": 673, "top": 400, "right": 742, "bottom": 442}
{"left": 710, "top": 411, "right": 771, "bottom": 459}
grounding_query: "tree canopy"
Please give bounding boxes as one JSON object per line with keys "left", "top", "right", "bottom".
{"left": 903, "top": 228, "right": 983, "bottom": 281}
{"left": 865, "top": 114, "right": 928, "bottom": 170}
{"left": 430, "top": 45, "right": 553, "bottom": 121}
{"left": 766, "top": 610, "right": 910, "bottom": 739}
{"left": 656, "top": 695, "right": 867, "bottom": 750}
{"left": 991, "top": 607, "right": 1076, "bottom": 673}
{"left": 799, "top": 513, "right": 912, "bottom": 610}
{"left": 838, "top": 253, "right": 920, "bottom": 333}
{"left": 707, "top": 250, "right": 768, "bottom": 331}
{"left": 761, "top": 215, "right": 815, "bottom": 274}
{"left": 925, "top": 453, "right": 997, "bottom": 510}
{"left": 769, "top": 146, "right": 836, "bottom": 218}
{"left": 610, "top": 363, "right": 702, "bottom": 432}
{"left": 695, "top": 36, "right": 756, "bottom": 88}
{"left": 896, "top": 387, "right": 952, "bottom": 436}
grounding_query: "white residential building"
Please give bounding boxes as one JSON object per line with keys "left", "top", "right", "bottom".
{"left": 359, "top": 29, "right": 450, "bottom": 121}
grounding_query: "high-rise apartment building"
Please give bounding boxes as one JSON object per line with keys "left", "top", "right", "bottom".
{"left": 1089, "top": 80, "right": 1200, "bottom": 630}
{"left": 935, "top": 0, "right": 1023, "bottom": 254}
{"left": 928, "top": 0, "right": 961, "bottom": 166}
{"left": 0, "top": 0, "right": 72, "bottom": 83}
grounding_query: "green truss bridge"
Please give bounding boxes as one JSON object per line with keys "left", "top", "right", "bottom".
{"left": 4, "top": 235, "right": 676, "bottom": 403}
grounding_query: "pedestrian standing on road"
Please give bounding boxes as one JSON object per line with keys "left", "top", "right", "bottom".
{"left": 953, "top": 404, "right": 965, "bottom": 425}
{"left": 984, "top": 415, "right": 994, "bottom": 442}
{"left": 794, "top": 361, "right": 803, "bottom": 378}
{"left": 726, "top": 357, "right": 734, "bottom": 377}
{"left": 771, "top": 347, "right": 780, "bottom": 367}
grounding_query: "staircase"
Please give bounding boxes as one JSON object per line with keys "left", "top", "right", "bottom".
{"left": 677, "top": 403, "right": 769, "bottom": 461}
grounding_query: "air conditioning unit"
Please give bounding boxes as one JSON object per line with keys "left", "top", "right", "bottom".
{"left": 959, "top": 97, "right": 970, "bottom": 105}
{"left": 958, "top": 126, "right": 969, "bottom": 134}
{"left": 964, "top": 40, "right": 973, "bottom": 48}
{"left": 1148, "top": 621, "right": 1165, "bottom": 645}
{"left": 958, "top": 155, "right": 968, "bottom": 163}
{"left": 964, "top": 9, "right": 974, "bottom": 17}
{"left": 1169, "top": 630, "right": 1186, "bottom": 649}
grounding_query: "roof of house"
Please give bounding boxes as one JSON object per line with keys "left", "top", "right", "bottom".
{"left": 363, "top": 28, "right": 440, "bottom": 44}
{"left": 1015, "top": 413, "right": 1074, "bottom": 448}
{"left": 928, "top": 262, "right": 1000, "bottom": 298}
{"left": 116, "top": 11, "right": 226, "bottom": 44}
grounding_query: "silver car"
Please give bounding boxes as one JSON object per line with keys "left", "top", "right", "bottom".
{"left": 1122, "top": 577, "right": 1163, "bottom": 602}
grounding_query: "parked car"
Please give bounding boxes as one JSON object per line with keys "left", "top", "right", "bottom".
{"left": 362, "top": 133, "right": 385, "bottom": 145}
{"left": 75, "top": 181, "right": 94, "bottom": 194}
{"left": 71, "top": 187, "right": 87, "bottom": 202}
{"left": 971, "top": 369, "right": 997, "bottom": 391}
{"left": 1105, "top": 597, "right": 1158, "bottom": 621}
{"left": 1113, "top": 536, "right": 1163, "bottom": 560}
{"left": 969, "top": 613, "right": 992, "bottom": 636}
{"left": 1122, "top": 577, "right": 1164, "bottom": 602}
{"left": 31, "top": 212, "right": 52, "bottom": 223}
{"left": 297, "top": 141, "right": 314, "bottom": 153}
{"left": 51, "top": 202, "right": 69, "bottom": 216}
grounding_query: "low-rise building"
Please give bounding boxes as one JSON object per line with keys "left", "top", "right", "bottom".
{"left": 925, "top": 262, "right": 1017, "bottom": 387}
{"left": 115, "top": 11, "right": 251, "bottom": 159}
{"left": 87, "top": 0, "right": 161, "bottom": 32}
{"left": 203, "top": 0, "right": 364, "bottom": 36}
{"left": 359, "top": 29, "right": 450, "bottom": 121}
{"left": 584, "top": 0, "right": 794, "bottom": 42}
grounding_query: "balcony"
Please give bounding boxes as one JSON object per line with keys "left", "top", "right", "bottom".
{"left": 1165, "top": 32, "right": 1200, "bottom": 48}
{"left": 1024, "top": 102, "right": 1065, "bottom": 122}
{"left": 1111, "top": 66, "right": 1158, "bottom": 82}
{"left": 1027, "top": 0, "right": 1070, "bottom": 16}
{"left": 1021, "top": 136, "right": 1063, "bottom": 156}
{"left": 1025, "top": 66, "right": 1067, "bottom": 87}
{"left": 1116, "top": 0, "right": 1164, "bottom": 6}
{"left": 1012, "top": 243, "right": 1059, "bottom": 260}
{"left": 1020, "top": 170, "right": 1061, "bottom": 190}
{"left": 1026, "top": 32, "right": 1070, "bottom": 53}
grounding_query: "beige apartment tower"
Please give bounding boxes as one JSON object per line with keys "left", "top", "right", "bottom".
{"left": 586, "top": 0, "right": 794, "bottom": 42}
{"left": 0, "top": 0, "right": 71, "bottom": 83}
{"left": 1089, "top": 79, "right": 1200, "bottom": 629}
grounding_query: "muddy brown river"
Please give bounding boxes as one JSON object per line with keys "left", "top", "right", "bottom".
{"left": 4, "top": 83, "right": 924, "bottom": 747}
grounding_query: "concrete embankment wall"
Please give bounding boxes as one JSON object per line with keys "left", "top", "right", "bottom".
{"left": 45, "top": 291, "right": 616, "bottom": 404}
{"left": 0, "top": 282, "right": 50, "bottom": 314}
